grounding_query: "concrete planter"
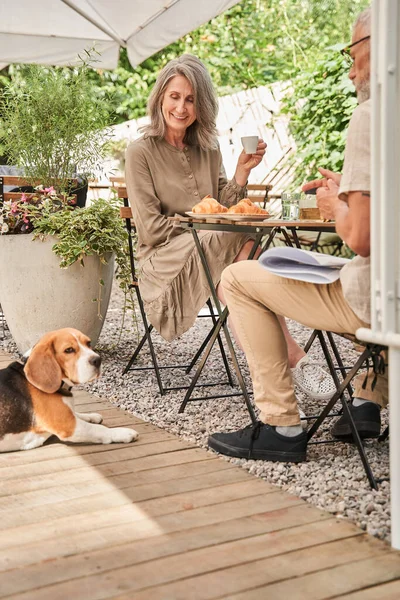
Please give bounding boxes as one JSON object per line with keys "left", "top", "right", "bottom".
{"left": 0, "top": 234, "right": 114, "bottom": 353}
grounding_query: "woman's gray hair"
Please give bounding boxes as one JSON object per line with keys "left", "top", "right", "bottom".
{"left": 354, "top": 5, "right": 371, "bottom": 36}
{"left": 141, "top": 54, "right": 219, "bottom": 150}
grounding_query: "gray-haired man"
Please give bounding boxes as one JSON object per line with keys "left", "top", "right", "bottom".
{"left": 208, "top": 6, "right": 384, "bottom": 463}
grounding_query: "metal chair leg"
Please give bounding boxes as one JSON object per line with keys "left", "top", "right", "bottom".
{"left": 135, "top": 289, "right": 166, "bottom": 395}
{"left": 123, "top": 326, "right": 153, "bottom": 374}
{"left": 379, "top": 426, "right": 389, "bottom": 442}
{"left": 205, "top": 299, "right": 234, "bottom": 387}
{"left": 307, "top": 342, "right": 379, "bottom": 490}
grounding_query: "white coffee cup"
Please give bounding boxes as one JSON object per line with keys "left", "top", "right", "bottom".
{"left": 241, "top": 135, "right": 259, "bottom": 154}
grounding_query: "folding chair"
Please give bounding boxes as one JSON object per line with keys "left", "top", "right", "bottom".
{"left": 119, "top": 199, "right": 235, "bottom": 396}
{"left": 0, "top": 175, "right": 80, "bottom": 204}
{"left": 303, "top": 329, "right": 388, "bottom": 490}
{"left": 247, "top": 184, "right": 272, "bottom": 209}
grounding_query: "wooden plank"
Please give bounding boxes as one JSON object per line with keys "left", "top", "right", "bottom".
{"left": 101, "top": 414, "right": 145, "bottom": 426}
{"left": 333, "top": 580, "right": 400, "bottom": 599}
{"left": 0, "top": 479, "right": 272, "bottom": 553}
{"left": 0, "top": 518, "right": 362, "bottom": 598}
{"left": 0, "top": 433, "right": 186, "bottom": 497}
{"left": 0, "top": 439, "right": 198, "bottom": 479}
{"left": 0, "top": 448, "right": 213, "bottom": 494}
{"left": 221, "top": 553, "right": 400, "bottom": 600}
{"left": 0, "top": 459, "right": 233, "bottom": 529}
{"left": 0, "top": 514, "right": 336, "bottom": 597}
{"left": 118, "top": 186, "right": 128, "bottom": 198}
{"left": 0, "top": 423, "right": 176, "bottom": 480}
{"left": 120, "top": 206, "right": 132, "bottom": 218}
{"left": 0, "top": 463, "right": 251, "bottom": 515}
{"left": 109, "top": 538, "right": 393, "bottom": 600}
{"left": 0, "top": 423, "right": 169, "bottom": 469}
{"left": 0, "top": 492, "right": 303, "bottom": 572}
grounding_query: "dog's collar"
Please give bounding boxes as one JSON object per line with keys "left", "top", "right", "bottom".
{"left": 58, "top": 381, "right": 73, "bottom": 396}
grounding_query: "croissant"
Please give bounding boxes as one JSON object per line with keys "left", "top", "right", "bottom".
{"left": 227, "top": 198, "right": 269, "bottom": 215}
{"left": 192, "top": 195, "right": 228, "bottom": 214}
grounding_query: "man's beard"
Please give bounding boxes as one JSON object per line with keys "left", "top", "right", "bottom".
{"left": 357, "top": 79, "right": 370, "bottom": 103}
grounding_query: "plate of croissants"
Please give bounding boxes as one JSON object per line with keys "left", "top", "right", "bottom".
{"left": 188, "top": 195, "right": 270, "bottom": 220}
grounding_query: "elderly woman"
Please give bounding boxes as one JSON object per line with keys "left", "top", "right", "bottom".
{"left": 125, "top": 54, "right": 334, "bottom": 400}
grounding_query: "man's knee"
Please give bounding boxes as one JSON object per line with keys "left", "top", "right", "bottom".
{"left": 221, "top": 262, "right": 245, "bottom": 294}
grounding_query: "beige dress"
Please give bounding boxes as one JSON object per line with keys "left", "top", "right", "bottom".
{"left": 125, "top": 135, "right": 252, "bottom": 341}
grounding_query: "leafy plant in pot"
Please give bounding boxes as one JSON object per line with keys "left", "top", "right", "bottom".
{"left": 0, "top": 49, "right": 111, "bottom": 201}
{"left": 0, "top": 53, "right": 133, "bottom": 352}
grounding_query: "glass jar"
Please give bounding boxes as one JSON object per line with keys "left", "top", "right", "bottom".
{"left": 281, "top": 192, "right": 301, "bottom": 220}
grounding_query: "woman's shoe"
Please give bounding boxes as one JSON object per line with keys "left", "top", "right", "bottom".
{"left": 291, "top": 355, "right": 336, "bottom": 401}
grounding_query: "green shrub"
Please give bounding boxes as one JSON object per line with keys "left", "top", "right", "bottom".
{"left": 0, "top": 51, "right": 113, "bottom": 192}
{"left": 281, "top": 48, "right": 357, "bottom": 187}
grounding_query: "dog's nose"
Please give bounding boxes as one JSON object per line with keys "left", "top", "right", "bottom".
{"left": 89, "top": 354, "right": 102, "bottom": 369}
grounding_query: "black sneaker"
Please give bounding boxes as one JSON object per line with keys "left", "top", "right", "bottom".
{"left": 208, "top": 421, "right": 307, "bottom": 463}
{"left": 331, "top": 402, "right": 381, "bottom": 441}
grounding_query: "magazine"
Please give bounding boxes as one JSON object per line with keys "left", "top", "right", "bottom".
{"left": 258, "top": 247, "right": 351, "bottom": 284}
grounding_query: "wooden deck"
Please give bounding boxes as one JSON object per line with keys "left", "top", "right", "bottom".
{"left": 1, "top": 350, "right": 400, "bottom": 600}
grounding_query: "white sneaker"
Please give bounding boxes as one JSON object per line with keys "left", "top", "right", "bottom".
{"left": 291, "top": 355, "right": 336, "bottom": 401}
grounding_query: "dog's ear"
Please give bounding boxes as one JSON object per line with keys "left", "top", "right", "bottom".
{"left": 24, "top": 339, "right": 62, "bottom": 393}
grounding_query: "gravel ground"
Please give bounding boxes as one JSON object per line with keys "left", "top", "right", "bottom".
{"left": 0, "top": 281, "right": 391, "bottom": 543}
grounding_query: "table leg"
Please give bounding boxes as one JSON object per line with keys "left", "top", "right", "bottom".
{"left": 288, "top": 227, "right": 302, "bottom": 248}
{"left": 178, "top": 228, "right": 257, "bottom": 423}
{"left": 260, "top": 227, "right": 278, "bottom": 253}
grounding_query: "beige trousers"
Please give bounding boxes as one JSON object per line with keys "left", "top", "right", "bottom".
{"left": 221, "top": 261, "right": 385, "bottom": 426}
{"left": 353, "top": 355, "right": 388, "bottom": 408}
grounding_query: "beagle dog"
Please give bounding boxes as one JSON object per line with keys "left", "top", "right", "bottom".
{"left": 0, "top": 328, "right": 138, "bottom": 452}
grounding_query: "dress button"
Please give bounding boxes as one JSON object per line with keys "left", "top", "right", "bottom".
{"left": 189, "top": 174, "right": 193, "bottom": 179}
{"left": 194, "top": 191, "right": 198, "bottom": 196}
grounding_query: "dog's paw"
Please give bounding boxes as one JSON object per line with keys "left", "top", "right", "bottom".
{"left": 111, "top": 427, "right": 139, "bottom": 443}
{"left": 86, "top": 412, "right": 103, "bottom": 424}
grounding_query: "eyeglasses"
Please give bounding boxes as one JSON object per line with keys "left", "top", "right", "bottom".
{"left": 341, "top": 35, "right": 370, "bottom": 66}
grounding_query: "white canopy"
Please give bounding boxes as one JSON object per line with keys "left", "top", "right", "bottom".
{"left": 0, "top": 0, "right": 241, "bottom": 70}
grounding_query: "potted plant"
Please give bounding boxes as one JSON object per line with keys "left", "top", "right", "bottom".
{"left": 0, "top": 190, "right": 131, "bottom": 352}
{"left": 0, "top": 53, "right": 132, "bottom": 352}
{"left": 0, "top": 50, "right": 111, "bottom": 199}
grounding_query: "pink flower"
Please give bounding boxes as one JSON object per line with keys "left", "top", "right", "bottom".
{"left": 44, "top": 186, "right": 56, "bottom": 195}
{"left": 21, "top": 193, "right": 28, "bottom": 203}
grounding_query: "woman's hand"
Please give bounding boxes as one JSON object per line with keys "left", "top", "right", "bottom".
{"left": 302, "top": 167, "right": 342, "bottom": 193}
{"left": 235, "top": 139, "right": 267, "bottom": 187}
{"left": 316, "top": 178, "right": 340, "bottom": 220}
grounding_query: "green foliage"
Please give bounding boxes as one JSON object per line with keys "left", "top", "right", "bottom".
{"left": 281, "top": 49, "right": 358, "bottom": 186}
{"left": 83, "top": 0, "right": 369, "bottom": 123}
{"left": 0, "top": 51, "right": 113, "bottom": 191}
{"left": 31, "top": 197, "right": 135, "bottom": 315}
{"left": 0, "top": 187, "right": 76, "bottom": 234}
{"left": 0, "top": 0, "right": 370, "bottom": 184}
{"left": 0, "top": 0, "right": 371, "bottom": 126}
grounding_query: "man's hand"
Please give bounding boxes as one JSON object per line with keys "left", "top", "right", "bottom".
{"left": 316, "top": 178, "right": 340, "bottom": 220}
{"left": 302, "top": 167, "right": 342, "bottom": 193}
